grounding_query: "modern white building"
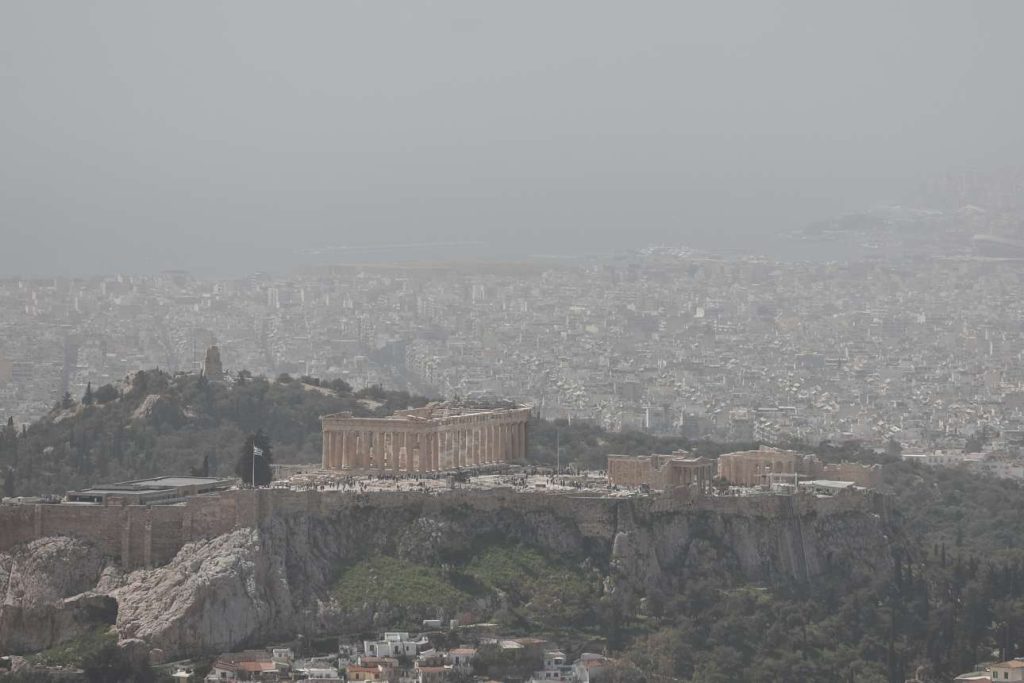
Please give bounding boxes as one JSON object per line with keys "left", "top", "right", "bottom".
{"left": 447, "top": 648, "right": 477, "bottom": 672}
{"left": 363, "top": 632, "right": 422, "bottom": 658}
{"left": 901, "top": 450, "right": 973, "bottom": 467}
{"left": 530, "top": 651, "right": 574, "bottom": 683}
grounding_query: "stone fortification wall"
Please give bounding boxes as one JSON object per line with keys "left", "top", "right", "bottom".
{"left": 817, "top": 462, "right": 883, "bottom": 487}
{"left": 0, "top": 489, "right": 614, "bottom": 569}
{"left": 0, "top": 486, "right": 884, "bottom": 570}
{"left": 0, "top": 486, "right": 898, "bottom": 658}
{"left": 0, "top": 494, "right": 245, "bottom": 570}
{"left": 653, "top": 488, "right": 890, "bottom": 518}
{"left": 0, "top": 504, "right": 36, "bottom": 550}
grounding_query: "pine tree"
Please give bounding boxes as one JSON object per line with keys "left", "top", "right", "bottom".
{"left": 82, "top": 382, "right": 94, "bottom": 406}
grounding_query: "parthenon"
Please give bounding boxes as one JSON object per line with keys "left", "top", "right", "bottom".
{"left": 320, "top": 401, "right": 531, "bottom": 472}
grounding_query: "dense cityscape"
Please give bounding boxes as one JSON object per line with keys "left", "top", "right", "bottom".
{"left": 5, "top": 199, "right": 1024, "bottom": 464}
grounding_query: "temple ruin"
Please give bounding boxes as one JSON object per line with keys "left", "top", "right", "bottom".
{"left": 320, "top": 401, "right": 531, "bottom": 472}
{"left": 607, "top": 451, "right": 716, "bottom": 492}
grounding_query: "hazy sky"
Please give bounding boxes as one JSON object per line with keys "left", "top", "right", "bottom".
{"left": 2, "top": 1, "right": 1023, "bottom": 275}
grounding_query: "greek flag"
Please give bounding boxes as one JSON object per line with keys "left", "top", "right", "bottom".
{"left": 253, "top": 445, "right": 263, "bottom": 457}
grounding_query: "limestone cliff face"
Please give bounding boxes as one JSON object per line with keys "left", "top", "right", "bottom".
{"left": 0, "top": 491, "right": 899, "bottom": 659}
{"left": 609, "top": 498, "right": 896, "bottom": 612}
{"left": 0, "top": 537, "right": 116, "bottom": 654}
{"left": 111, "top": 529, "right": 296, "bottom": 655}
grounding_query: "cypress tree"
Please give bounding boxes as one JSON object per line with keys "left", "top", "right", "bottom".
{"left": 236, "top": 430, "right": 273, "bottom": 486}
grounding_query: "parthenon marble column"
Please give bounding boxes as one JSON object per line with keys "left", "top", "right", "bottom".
{"left": 420, "top": 433, "right": 431, "bottom": 473}
{"left": 359, "top": 431, "right": 369, "bottom": 470}
{"left": 509, "top": 424, "right": 517, "bottom": 464}
{"left": 377, "top": 431, "right": 386, "bottom": 472}
{"left": 342, "top": 430, "right": 353, "bottom": 469}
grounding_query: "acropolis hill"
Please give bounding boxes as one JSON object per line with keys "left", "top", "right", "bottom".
{"left": 0, "top": 481, "right": 899, "bottom": 658}
{"left": 0, "top": 396, "right": 900, "bottom": 659}
{"left": 0, "top": 483, "right": 890, "bottom": 571}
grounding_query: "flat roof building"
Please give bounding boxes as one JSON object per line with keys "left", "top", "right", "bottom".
{"left": 65, "top": 476, "right": 232, "bottom": 505}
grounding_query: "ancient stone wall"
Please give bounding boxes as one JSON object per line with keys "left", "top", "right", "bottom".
{"left": 607, "top": 454, "right": 715, "bottom": 491}
{"left": 0, "top": 486, "right": 884, "bottom": 570}
{"left": 818, "top": 462, "right": 883, "bottom": 487}
{"left": 0, "top": 505, "right": 36, "bottom": 550}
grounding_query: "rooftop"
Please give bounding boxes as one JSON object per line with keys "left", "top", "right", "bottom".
{"left": 72, "top": 476, "right": 229, "bottom": 493}
{"left": 66, "top": 475, "right": 233, "bottom": 505}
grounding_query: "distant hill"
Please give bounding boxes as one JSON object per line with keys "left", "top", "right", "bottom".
{"left": 0, "top": 370, "right": 430, "bottom": 497}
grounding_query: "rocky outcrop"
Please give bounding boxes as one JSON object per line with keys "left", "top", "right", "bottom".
{"left": 0, "top": 490, "right": 900, "bottom": 659}
{"left": 112, "top": 529, "right": 294, "bottom": 655}
{"left": 0, "top": 537, "right": 114, "bottom": 653}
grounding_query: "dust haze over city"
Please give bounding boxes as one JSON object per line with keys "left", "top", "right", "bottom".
{"left": 4, "top": 3, "right": 1024, "bottom": 682}
{"left": 3, "top": 1, "right": 1023, "bottom": 274}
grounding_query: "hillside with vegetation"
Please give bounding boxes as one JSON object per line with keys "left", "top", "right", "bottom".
{"left": 321, "top": 461, "right": 1024, "bottom": 682}
{"left": 0, "top": 370, "right": 429, "bottom": 497}
{"left": 615, "top": 458, "right": 1024, "bottom": 682}
{"left": 2, "top": 371, "right": 1024, "bottom": 681}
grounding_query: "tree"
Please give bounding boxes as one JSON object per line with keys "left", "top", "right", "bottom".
{"left": 2, "top": 467, "right": 15, "bottom": 498}
{"left": 129, "top": 370, "right": 148, "bottom": 398}
{"left": 61, "top": 391, "right": 75, "bottom": 410}
{"left": 236, "top": 430, "right": 273, "bottom": 486}
{"left": 82, "top": 382, "right": 94, "bottom": 406}
{"left": 81, "top": 636, "right": 155, "bottom": 683}
{"left": 1, "top": 417, "right": 17, "bottom": 466}
{"left": 328, "top": 378, "right": 352, "bottom": 395}
{"left": 190, "top": 454, "right": 210, "bottom": 478}
{"left": 964, "top": 435, "right": 984, "bottom": 454}
{"left": 94, "top": 384, "right": 119, "bottom": 404}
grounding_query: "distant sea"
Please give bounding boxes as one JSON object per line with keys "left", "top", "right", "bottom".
{"left": 262, "top": 232, "right": 874, "bottom": 274}
{"left": 1, "top": 231, "right": 873, "bottom": 280}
